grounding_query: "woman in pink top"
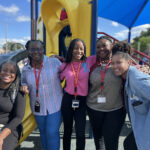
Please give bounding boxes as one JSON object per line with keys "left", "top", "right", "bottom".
{"left": 60, "top": 38, "right": 95, "bottom": 150}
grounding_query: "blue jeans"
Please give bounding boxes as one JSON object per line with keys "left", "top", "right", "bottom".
{"left": 35, "top": 111, "right": 61, "bottom": 150}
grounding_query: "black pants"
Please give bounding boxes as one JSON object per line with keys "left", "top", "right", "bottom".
{"left": 124, "top": 131, "right": 138, "bottom": 150}
{"left": 61, "top": 92, "right": 86, "bottom": 150}
{"left": 87, "top": 106, "right": 126, "bottom": 150}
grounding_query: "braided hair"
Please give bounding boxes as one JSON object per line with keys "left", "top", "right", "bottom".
{"left": 25, "top": 40, "right": 45, "bottom": 64}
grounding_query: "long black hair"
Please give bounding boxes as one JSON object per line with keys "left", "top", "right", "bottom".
{"left": 0, "top": 61, "right": 21, "bottom": 103}
{"left": 65, "top": 38, "right": 86, "bottom": 63}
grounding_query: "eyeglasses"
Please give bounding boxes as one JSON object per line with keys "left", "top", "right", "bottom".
{"left": 28, "top": 48, "right": 43, "bottom": 52}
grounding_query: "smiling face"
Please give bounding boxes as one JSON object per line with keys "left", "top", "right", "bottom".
{"left": 0, "top": 63, "right": 17, "bottom": 86}
{"left": 72, "top": 41, "right": 85, "bottom": 61}
{"left": 28, "top": 41, "right": 44, "bottom": 64}
{"left": 96, "top": 39, "right": 112, "bottom": 61}
{"left": 111, "top": 54, "right": 130, "bottom": 79}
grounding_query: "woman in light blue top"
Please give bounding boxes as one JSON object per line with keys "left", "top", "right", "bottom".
{"left": 111, "top": 51, "right": 150, "bottom": 150}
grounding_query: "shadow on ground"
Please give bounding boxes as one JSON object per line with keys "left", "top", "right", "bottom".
{"left": 16, "top": 119, "right": 131, "bottom": 150}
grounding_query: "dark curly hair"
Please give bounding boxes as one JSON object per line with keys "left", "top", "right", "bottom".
{"left": 97, "top": 36, "right": 113, "bottom": 44}
{"left": 65, "top": 38, "right": 86, "bottom": 63}
{"left": 0, "top": 61, "right": 21, "bottom": 103}
{"left": 112, "top": 42, "right": 132, "bottom": 56}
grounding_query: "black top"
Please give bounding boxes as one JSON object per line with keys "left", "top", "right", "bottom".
{"left": 0, "top": 89, "right": 26, "bottom": 131}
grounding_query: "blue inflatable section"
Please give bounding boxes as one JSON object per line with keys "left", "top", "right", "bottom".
{"left": 98, "top": 0, "right": 150, "bottom": 28}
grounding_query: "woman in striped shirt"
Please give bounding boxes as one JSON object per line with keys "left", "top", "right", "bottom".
{"left": 21, "top": 40, "right": 63, "bottom": 150}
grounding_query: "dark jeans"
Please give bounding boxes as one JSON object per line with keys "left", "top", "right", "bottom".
{"left": 87, "top": 106, "right": 126, "bottom": 150}
{"left": 124, "top": 131, "right": 138, "bottom": 150}
{"left": 61, "top": 92, "right": 86, "bottom": 150}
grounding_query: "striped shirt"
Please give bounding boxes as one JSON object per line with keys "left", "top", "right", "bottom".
{"left": 21, "top": 56, "right": 63, "bottom": 116}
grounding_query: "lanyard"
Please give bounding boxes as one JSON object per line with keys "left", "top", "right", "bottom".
{"left": 33, "top": 62, "right": 43, "bottom": 97}
{"left": 70, "top": 62, "right": 82, "bottom": 98}
{"left": 99, "top": 60, "right": 111, "bottom": 91}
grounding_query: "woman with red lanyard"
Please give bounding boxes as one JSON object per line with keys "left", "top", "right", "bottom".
{"left": 86, "top": 36, "right": 126, "bottom": 150}
{"left": 60, "top": 38, "right": 96, "bottom": 150}
{"left": 21, "top": 40, "right": 63, "bottom": 150}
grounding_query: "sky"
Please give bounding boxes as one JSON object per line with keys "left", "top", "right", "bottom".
{"left": 0, "top": 0, "right": 150, "bottom": 48}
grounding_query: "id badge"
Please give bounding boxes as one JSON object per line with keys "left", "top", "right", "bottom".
{"left": 97, "top": 95, "right": 106, "bottom": 103}
{"left": 72, "top": 99, "right": 79, "bottom": 108}
{"left": 34, "top": 98, "right": 40, "bottom": 113}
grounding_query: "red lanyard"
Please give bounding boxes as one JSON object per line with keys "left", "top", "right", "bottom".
{"left": 33, "top": 62, "right": 43, "bottom": 97}
{"left": 70, "top": 62, "right": 82, "bottom": 98}
{"left": 99, "top": 60, "right": 111, "bottom": 91}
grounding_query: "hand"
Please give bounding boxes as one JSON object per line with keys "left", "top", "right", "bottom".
{"left": 20, "top": 85, "right": 29, "bottom": 94}
{"left": 50, "top": 55, "right": 65, "bottom": 62}
{"left": 0, "top": 138, "right": 3, "bottom": 150}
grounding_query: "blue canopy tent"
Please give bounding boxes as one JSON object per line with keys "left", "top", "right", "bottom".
{"left": 98, "top": 0, "right": 150, "bottom": 42}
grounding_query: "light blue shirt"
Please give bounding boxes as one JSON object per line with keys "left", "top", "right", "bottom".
{"left": 21, "top": 56, "right": 63, "bottom": 116}
{"left": 125, "top": 66, "right": 150, "bottom": 150}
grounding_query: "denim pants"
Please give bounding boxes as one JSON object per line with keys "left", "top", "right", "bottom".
{"left": 35, "top": 111, "right": 61, "bottom": 150}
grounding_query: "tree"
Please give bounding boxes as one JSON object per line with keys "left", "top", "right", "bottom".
{"left": 133, "top": 36, "right": 150, "bottom": 52}
{"left": 3, "top": 42, "right": 24, "bottom": 51}
{"left": 132, "top": 28, "right": 150, "bottom": 52}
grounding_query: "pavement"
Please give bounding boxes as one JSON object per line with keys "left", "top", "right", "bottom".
{"left": 16, "top": 116, "right": 131, "bottom": 150}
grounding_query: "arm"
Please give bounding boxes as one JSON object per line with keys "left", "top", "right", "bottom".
{"left": 0, "top": 128, "right": 11, "bottom": 150}
{"left": 20, "top": 68, "right": 29, "bottom": 94}
{"left": 5, "top": 92, "right": 26, "bottom": 131}
{"left": 50, "top": 55, "right": 65, "bottom": 63}
{"left": 59, "top": 63, "right": 67, "bottom": 81}
{"left": 0, "top": 92, "right": 26, "bottom": 149}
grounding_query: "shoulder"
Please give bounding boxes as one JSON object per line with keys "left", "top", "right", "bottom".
{"left": 127, "top": 66, "right": 150, "bottom": 89}
{"left": 47, "top": 57, "right": 62, "bottom": 65}
{"left": 86, "top": 55, "right": 96, "bottom": 62}
{"left": 86, "top": 55, "right": 96, "bottom": 67}
{"left": 83, "top": 55, "right": 97, "bottom": 70}
{"left": 128, "top": 66, "right": 150, "bottom": 79}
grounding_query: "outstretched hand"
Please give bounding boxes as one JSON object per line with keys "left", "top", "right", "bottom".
{"left": 0, "top": 138, "right": 3, "bottom": 150}
{"left": 20, "top": 85, "right": 29, "bottom": 94}
{"left": 50, "top": 55, "right": 65, "bottom": 62}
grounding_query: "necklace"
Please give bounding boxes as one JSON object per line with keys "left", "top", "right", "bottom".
{"left": 101, "top": 59, "right": 110, "bottom": 64}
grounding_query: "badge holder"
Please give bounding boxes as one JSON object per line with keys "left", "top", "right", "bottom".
{"left": 97, "top": 92, "right": 106, "bottom": 103}
{"left": 35, "top": 97, "right": 40, "bottom": 113}
{"left": 72, "top": 99, "right": 79, "bottom": 110}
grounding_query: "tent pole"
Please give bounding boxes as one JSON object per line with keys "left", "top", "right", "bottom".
{"left": 128, "top": 28, "right": 131, "bottom": 43}
{"left": 91, "top": 0, "right": 98, "bottom": 55}
{"left": 35, "top": 0, "right": 38, "bottom": 40}
{"left": 31, "top": 0, "right": 35, "bottom": 40}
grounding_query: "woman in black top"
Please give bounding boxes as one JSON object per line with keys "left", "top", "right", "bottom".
{"left": 0, "top": 61, "right": 26, "bottom": 150}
